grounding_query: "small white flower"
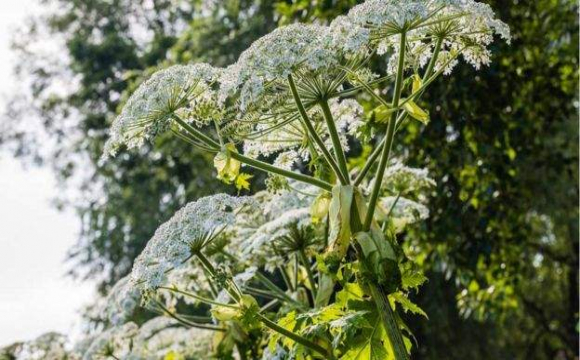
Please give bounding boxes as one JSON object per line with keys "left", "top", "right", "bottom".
{"left": 82, "top": 323, "right": 139, "bottom": 360}
{"left": 380, "top": 196, "right": 429, "bottom": 230}
{"left": 219, "top": 24, "right": 339, "bottom": 110}
{"left": 130, "top": 317, "right": 213, "bottom": 358}
{"left": 102, "top": 64, "right": 220, "bottom": 160}
{"left": 130, "top": 194, "right": 257, "bottom": 295}
{"left": 100, "top": 276, "right": 141, "bottom": 325}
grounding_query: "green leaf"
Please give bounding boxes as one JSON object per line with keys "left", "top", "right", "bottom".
{"left": 213, "top": 143, "right": 241, "bottom": 183}
{"left": 235, "top": 172, "right": 253, "bottom": 191}
{"left": 390, "top": 292, "right": 428, "bottom": 318}
{"left": 325, "top": 185, "right": 354, "bottom": 264}
{"left": 341, "top": 317, "right": 392, "bottom": 360}
{"left": 336, "top": 283, "right": 365, "bottom": 307}
{"left": 315, "top": 273, "right": 335, "bottom": 308}
{"left": 401, "top": 268, "right": 428, "bottom": 292}
{"left": 311, "top": 192, "right": 332, "bottom": 224}
{"left": 402, "top": 100, "right": 429, "bottom": 124}
{"left": 268, "top": 311, "right": 298, "bottom": 352}
{"left": 412, "top": 74, "right": 422, "bottom": 94}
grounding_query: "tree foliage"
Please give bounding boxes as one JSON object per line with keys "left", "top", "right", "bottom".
{"left": 0, "top": 0, "right": 577, "bottom": 358}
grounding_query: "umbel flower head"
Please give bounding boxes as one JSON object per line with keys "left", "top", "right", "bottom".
{"left": 102, "top": 63, "right": 220, "bottom": 160}
{"left": 242, "top": 98, "right": 364, "bottom": 169}
{"left": 219, "top": 23, "right": 343, "bottom": 110}
{"left": 100, "top": 275, "right": 141, "bottom": 326}
{"left": 334, "top": 0, "right": 511, "bottom": 74}
{"left": 130, "top": 194, "right": 256, "bottom": 294}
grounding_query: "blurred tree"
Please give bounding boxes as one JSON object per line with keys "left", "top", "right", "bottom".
{"left": 0, "top": 0, "right": 277, "bottom": 292}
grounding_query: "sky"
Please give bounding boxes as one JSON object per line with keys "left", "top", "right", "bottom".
{"left": 0, "top": 0, "right": 95, "bottom": 347}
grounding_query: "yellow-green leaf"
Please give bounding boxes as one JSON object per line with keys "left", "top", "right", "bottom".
{"left": 372, "top": 104, "right": 396, "bottom": 123}
{"left": 325, "top": 185, "right": 354, "bottom": 263}
{"left": 213, "top": 143, "right": 240, "bottom": 183}
{"left": 412, "top": 74, "right": 422, "bottom": 94}
{"left": 211, "top": 305, "right": 240, "bottom": 321}
{"left": 402, "top": 100, "right": 429, "bottom": 124}
{"left": 390, "top": 292, "right": 428, "bottom": 318}
{"left": 164, "top": 351, "right": 184, "bottom": 360}
{"left": 311, "top": 193, "right": 332, "bottom": 223}
{"left": 235, "top": 173, "right": 253, "bottom": 191}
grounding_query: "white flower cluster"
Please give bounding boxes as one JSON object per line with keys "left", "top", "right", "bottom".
{"left": 130, "top": 194, "right": 256, "bottom": 294}
{"left": 380, "top": 160, "right": 436, "bottom": 195}
{"left": 242, "top": 98, "right": 364, "bottom": 169}
{"left": 102, "top": 63, "right": 220, "bottom": 160}
{"left": 219, "top": 24, "right": 339, "bottom": 110}
{"left": 131, "top": 317, "right": 214, "bottom": 359}
{"left": 13, "top": 333, "right": 71, "bottom": 360}
{"left": 228, "top": 183, "right": 322, "bottom": 271}
{"left": 380, "top": 196, "right": 430, "bottom": 231}
{"left": 332, "top": 0, "right": 510, "bottom": 75}
{"left": 100, "top": 275, "right": 141, "bottom": 325}
{"left": 82, "top": 323, "right": 138, "bottom": 360}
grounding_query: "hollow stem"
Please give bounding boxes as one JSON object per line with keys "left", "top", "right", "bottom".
{"left": 159, "top": 286, "right": 237, "bottom": 309}
{"left": 195, "top": 252, "right": 331, "bottom": 358}
{"left": 257, "top": 313, "right": 334, "bottom": 359}
{"left": 152, "top": 297, "right": 226, "bottom": 331}
{"left": 319, "top": 99, "right": 350, "bottom": 183}
{"left": 363, "top": 31, "right": 408, "bottom": 230}
{"left": 255, "top": 272, "right": 305, "bottom": 309}
{"left": 230, "top": 151, "right": 332, "bottom": 191}
{"left": 298, "top": 249, "right": 318, "bottom": 299}
{"left": 172, "top": 115, "right": 332, "bottom": 192}
{"left": 288, "top": 74, "right": 348, "bottom": 185}
{"left": 369, "top": 285, "right": 409, "bottom": 360}
{"left": 354, "top": 36, "right": 445, "bottom": 186}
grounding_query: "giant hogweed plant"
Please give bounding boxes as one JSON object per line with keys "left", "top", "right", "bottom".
{"left": 87, "top": 1, "right": 510, "bottom": 359}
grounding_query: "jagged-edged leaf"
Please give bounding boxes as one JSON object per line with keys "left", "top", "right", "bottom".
{"left": 341, "top": 316, "right": 393, "bottom": 360}
{"left": 401, "top": 270, "right": 428, "bottom": 292}
{"left": 235, "top": 172, "right": 253, "bottom": 191}
{"left": 390, "top": 292, "right": 428, "bottom": 318}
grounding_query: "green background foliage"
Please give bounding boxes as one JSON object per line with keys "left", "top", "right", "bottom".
{"left": 1, "top": 0, "right": 577, "bottom": 358}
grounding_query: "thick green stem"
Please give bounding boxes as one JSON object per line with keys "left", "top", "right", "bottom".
{"left": 159, "top": 286, "right": 237, "bottom": 309}
{"left": 354, "top": 36, "right": 444, "bottom": 187}
{"left": 196, "top": 252, "right": 330, "bottom": 358}
{"left": 369, "top": 285, "right": 409, "bottom": 360}
{"left": 363, "top": 31, "right": 407, "bottom": 230}
{"left": 298, "top": 249, "right": 318, "bottom": 299}
{"left": 288, "top": 74, "right": 348, "bottom": 185}
{"left": 152, "top": 297, "right": 226, "bottom": 331}
{"left": 230, "top": 151, "right": 332, "bottom": 191}
{"left": 319, "top": 99, "right": 350, "bottom": 184}
{"left": 172, "top": 115, "right": 332, "bottom": 192}
{"left": 257, "top": 313, "right": 334, "bottom": 359}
